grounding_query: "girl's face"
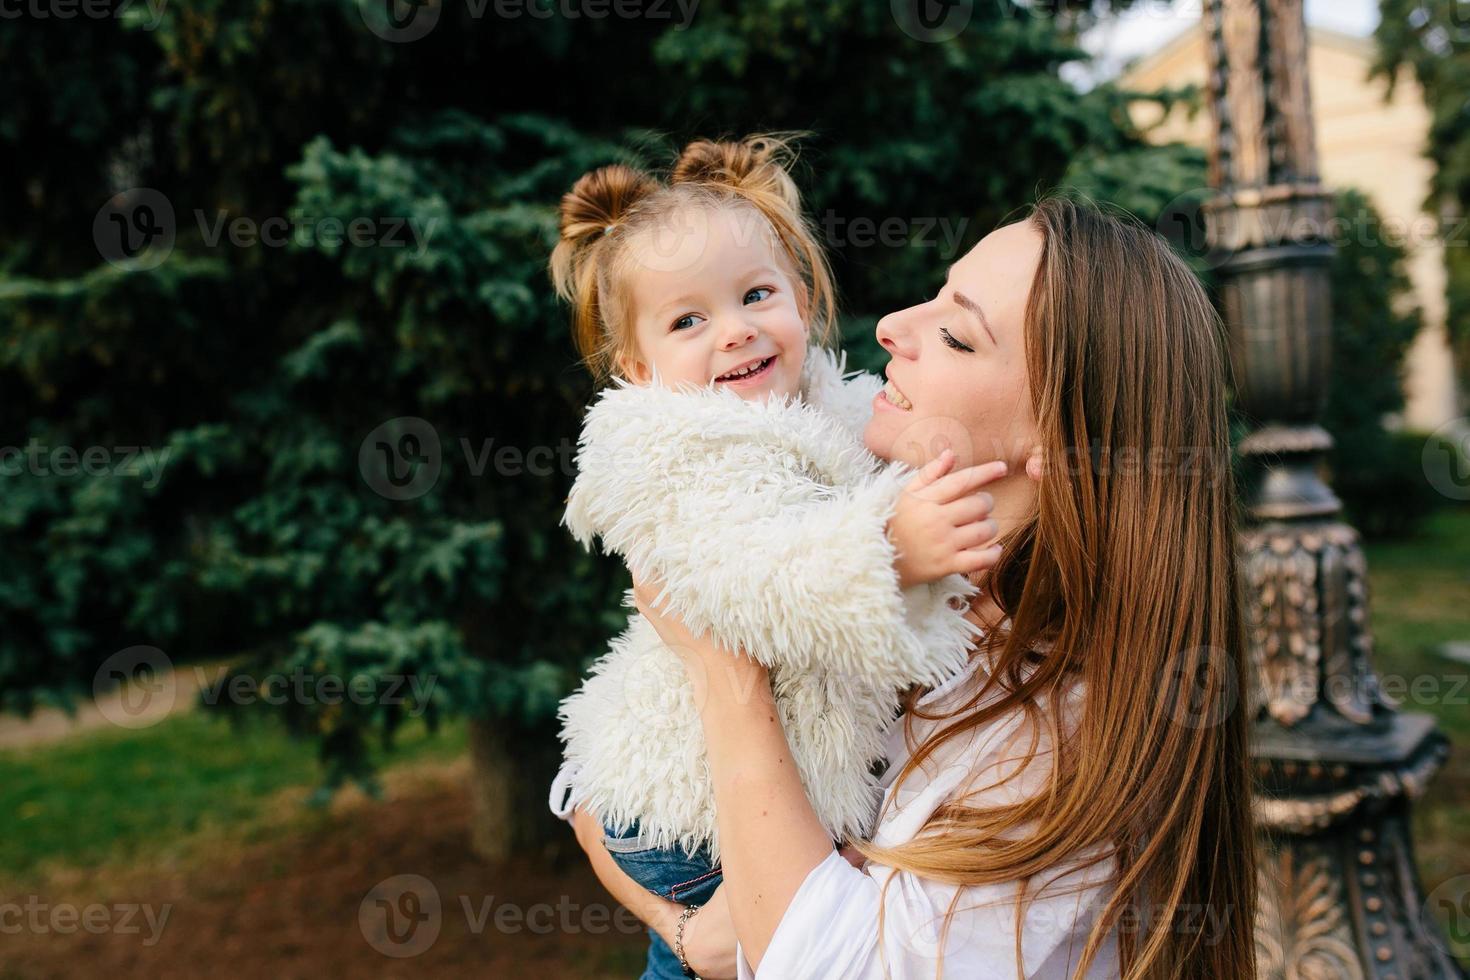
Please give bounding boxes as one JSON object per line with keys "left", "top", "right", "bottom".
{"left": 865, "top": 219, "right": 1043, "bottom": 476}
{"left": 619, "top": 206, "right": 808, "bottom": 401}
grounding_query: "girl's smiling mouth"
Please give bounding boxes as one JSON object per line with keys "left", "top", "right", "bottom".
{"left": 714, "top": 355, "right": 776, "bottom": 386}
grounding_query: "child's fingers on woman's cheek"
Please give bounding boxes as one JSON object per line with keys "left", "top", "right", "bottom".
{"left": 957, "top": 544, "right": 1004, "bottom": 573}
{"left": 954, "top": 520, "right": 999, "bottom": 550}
{"left": 930, "top": 460, "right": 1008, "bottom": 503}
{"left": 946, "top": 493, "right": 994, "bottom": 526}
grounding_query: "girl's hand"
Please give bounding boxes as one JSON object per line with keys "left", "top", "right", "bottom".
{"left": 888, "top": 451, "right": 1008, "bottom": 589}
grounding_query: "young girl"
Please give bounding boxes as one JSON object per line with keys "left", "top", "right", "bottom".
{"left": 545, "top": 136, "right": 1002, "bottom": 980}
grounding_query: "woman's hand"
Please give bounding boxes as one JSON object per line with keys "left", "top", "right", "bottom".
{"left": 631, "top": 576, "right": 771, "bottom": 703}
{"left": 678, "top": 885, "right": 740, "bottom": 979}
{"left": 630, "top": 575, "right": 707, "bottom": 653}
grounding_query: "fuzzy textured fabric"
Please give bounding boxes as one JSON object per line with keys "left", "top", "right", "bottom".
{"left": 552, "top": 345, "right": 980, "bottom": 860}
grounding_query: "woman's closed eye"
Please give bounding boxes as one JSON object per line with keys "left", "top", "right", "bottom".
{"left": 940, "top": 326, "right": 974, "bottom": 353}
{"left": 743, "top": 286, "right": 774, "bottom": 305}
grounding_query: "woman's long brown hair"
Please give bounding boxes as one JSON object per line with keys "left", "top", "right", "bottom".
{"left": 854, "top": 196, "right": 1256, "bottom": 978}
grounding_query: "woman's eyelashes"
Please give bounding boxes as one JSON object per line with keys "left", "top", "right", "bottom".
{"left": 940, "top": 326, "right": 974, "bottom": 353}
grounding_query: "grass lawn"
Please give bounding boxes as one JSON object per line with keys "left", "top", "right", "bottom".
{"left": 1362, "top": 504, "right": 1470, "bottom": 894}
{"left": 0, "top": 706, "right": 468, "bottom": 883}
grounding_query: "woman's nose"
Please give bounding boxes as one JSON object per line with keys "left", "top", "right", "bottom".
{"left": 876, "top": 307, "right": 918, "bottom": 358}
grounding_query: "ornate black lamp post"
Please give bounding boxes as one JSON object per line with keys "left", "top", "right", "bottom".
{"left": 1200, "top": 0, "right": 1465, "bottom": 975}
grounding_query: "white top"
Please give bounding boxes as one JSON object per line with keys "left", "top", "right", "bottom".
{"left": 736, "top": 653, "right": 1119, "bottom": 979}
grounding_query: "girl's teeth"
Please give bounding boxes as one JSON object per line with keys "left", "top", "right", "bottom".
{"left": 884, "top": 380, "right": 912, "bottom": 410}
{"left": 719, "top": 357, "right": 769, "bottom": 381}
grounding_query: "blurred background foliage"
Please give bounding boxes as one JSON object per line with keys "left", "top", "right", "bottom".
{"left": 0, "top": 0, "right": 1446, "bottom": 851}
{"left": 1376, "top": 0, "right": 1470, "bottom": 386}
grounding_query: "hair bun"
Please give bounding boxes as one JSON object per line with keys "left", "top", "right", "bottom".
{"left": 557, "top": 164, "right": 657, "bottom": 245}
{"left": 670, "top": 135, "right": 801, "bottom": 210}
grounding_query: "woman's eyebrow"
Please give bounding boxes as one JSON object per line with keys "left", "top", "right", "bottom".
{"left": 952, "top": 291, "right": 998, "bottom": 346}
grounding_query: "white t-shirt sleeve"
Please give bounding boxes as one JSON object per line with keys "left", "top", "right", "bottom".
{"left": 735, "top": 848, "right": 1114, "bottom": 980}
{"left": 736, "top": 660, "right": 1116, "bottom": 979}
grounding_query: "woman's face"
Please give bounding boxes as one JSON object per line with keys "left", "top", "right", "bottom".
{"left": 864, "top": 219, "right": 1044, "bottom": 478}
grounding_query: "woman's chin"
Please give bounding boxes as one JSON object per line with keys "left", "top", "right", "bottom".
{"left": 862, "top": 422, "right": 893, "bottom": 462}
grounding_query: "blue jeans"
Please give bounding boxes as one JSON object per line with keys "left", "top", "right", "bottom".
{"left": 603, "top": 818, "right": 723, "bottom": 980}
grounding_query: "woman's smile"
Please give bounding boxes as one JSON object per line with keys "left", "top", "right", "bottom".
{"left": 877, "top": 374, "right": 913, "bottom": 411}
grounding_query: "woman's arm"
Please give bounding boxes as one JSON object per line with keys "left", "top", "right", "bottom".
{"left": 631, "top": 581, "right": 835, "bottom": 972}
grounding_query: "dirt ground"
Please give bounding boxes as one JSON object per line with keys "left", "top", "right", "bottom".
{"left": 0, "top": 765, "right": 649, "bottom": 979}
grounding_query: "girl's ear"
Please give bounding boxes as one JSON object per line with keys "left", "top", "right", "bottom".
{"left": 793, "top": 278, "right": 811, "bottom": 320}
{"left": 617, "top": 350, "right": 652, "bottom": 385}
{"left": 791, "top": 278, "right": 816, "bottom": 343}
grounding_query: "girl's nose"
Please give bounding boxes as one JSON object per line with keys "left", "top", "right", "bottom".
{"left": 718, "top": 318, "right": 757, "bottom": 350}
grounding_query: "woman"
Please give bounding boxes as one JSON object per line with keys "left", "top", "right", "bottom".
{"left": 570, "top": 196, "right": 1256, "bottom": 978}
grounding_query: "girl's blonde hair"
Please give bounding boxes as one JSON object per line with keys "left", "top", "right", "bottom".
{"left": 549, "top": 135, "right": 837, "bottom": 383}
{"left": 855, "top": 196, "right": 1256, "bottom": 979}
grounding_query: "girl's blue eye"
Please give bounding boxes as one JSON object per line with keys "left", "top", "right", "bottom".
{"left": 672, "top": 313, "right": 701, "bottom": 331}
{"left": 743, "top": 287, "right": 773, "bottom": 305}
{"left": 940, "top": 327, "right": 974, "bottom": 353}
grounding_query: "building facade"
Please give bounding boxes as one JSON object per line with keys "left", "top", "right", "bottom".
{"left": 1122, "top": 26, "right": 1463, "bottom": 433}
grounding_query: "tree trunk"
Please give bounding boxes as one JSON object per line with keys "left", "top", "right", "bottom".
{"left": 465, "top": 716, "right": 563, "bottom": 861}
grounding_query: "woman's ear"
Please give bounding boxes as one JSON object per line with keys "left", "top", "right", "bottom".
{"left": 1025, "top": 446, "right": 1044, "bottom": 483}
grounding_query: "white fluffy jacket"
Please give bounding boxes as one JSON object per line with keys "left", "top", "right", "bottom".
{"left": 551, "top": 346, "right": 979, "bottom": 860}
